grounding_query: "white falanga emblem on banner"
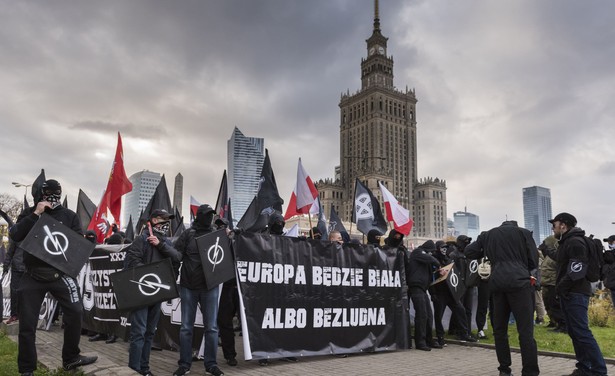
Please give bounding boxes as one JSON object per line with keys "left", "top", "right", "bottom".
{"left": 130, "top": 273, "right": 172, "bottom": 296}
{"left": 208, "top": 236, "right": 225, "bottom": 272}
{"left": 43, "top": 224, "right": 69, "bottom": 261}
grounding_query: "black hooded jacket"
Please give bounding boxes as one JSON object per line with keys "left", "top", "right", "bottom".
{"left": 465, "top": 220, "right": 537, "bottom": 293}
{"left": 407, "top": 240, "right": 440, "bottom": 291}
{"left": 554, "top": 227, "right": 592, "bottom": 296}
{"left": 174, "top": 206, "right": 215, "bottom": 290}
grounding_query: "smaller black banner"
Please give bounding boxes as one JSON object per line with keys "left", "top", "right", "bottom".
{"left": 19, "top": 214, "right": 95, "bottom": 278}
{"left": 196, "top": 229, "right": 235, "bottom": 290}
{"left": 110, "top": 258, "right": 179, "bottom": 311}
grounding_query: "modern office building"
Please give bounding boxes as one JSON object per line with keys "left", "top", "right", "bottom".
{"left": 122, "top": 170, "right": 162, "bottom": 228}
{"left": 453, "top": 209, "right": 480, "bottom": 240}
{"left": 227, "top": 127, "right": 265, "bottom": 223}
{"left": 315, "top": 1, "right": 447, "bottom": 241}
{"left": 522, "top": 186, "right": 552, "bottom": 246}
{"left": 173, "top": 172, "right": 183, "bottom": 215}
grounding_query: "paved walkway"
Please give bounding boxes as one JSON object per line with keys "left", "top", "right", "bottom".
{"left": 6, "top": 324, "right": 615, "bottom": 376}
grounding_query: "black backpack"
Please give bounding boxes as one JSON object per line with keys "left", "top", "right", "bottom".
{"left": 583, "top": 235, "right": 604, "bottom": 282}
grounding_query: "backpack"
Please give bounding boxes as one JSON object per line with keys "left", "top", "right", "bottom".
{"left": 582, "top": 235, "right": 604, "bottom": 282}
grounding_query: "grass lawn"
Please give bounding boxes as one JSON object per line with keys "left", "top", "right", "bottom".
{"left": 0, "top": 331, "right": 84, "bottom": 376}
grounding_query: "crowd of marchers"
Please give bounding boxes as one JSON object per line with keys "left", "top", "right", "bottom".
{"left": 5, "top": 180, "right": 615, "bottom": 376}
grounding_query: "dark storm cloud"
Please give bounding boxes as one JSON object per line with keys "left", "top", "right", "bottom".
{"left": 1, "top": 0, "right": 614, "bottom": 238}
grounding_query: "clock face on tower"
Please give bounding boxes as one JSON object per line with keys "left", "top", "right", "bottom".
{"left": 369, "top": 47, "right": 375, "bottom": 56}
{"left": 378, "top": 46, "right": 385, "bottom": 55}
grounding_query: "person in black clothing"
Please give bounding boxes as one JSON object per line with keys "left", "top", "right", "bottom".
{"left": 465, "top": 220, "right": 539, "bottom": 376}
{"left": 126, "top": 208, "right": 181, "bottom": 376}
{"left": 9, "top": 179, "right": 97, "bottom": 376}
{"left": 407, "top": 239, "right": 442, "bottom": 350}
{"left": 215, "top": 217, "right": 240, "bottom": 368}
{"left": 172, "top": 205, "right": 224, "bottom": 376}
{"left": 549, "top": 213, "right": 606, "bottom": 376}
{"left": 447, "top": 235, "right": 474, "bottom": 338}
{"left": 602, "top": 235, "right": 615, "bottom": 309}
{"left": 428, "top": 240, "right": 476, "bottom": 346}
{"left": 3, "top": 238, "right": 25, "bottom": 325}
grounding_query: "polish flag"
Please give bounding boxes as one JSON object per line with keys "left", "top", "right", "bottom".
{"left": 378, "top": 182, "right": 413, "bottom": 235}
{"left": 190, "top": 196, "right": 201, "bottom": 221}
{"left": 284, "top": 158, "right": 319, "bottom": 220}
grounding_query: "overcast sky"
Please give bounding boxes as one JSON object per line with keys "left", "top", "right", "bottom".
{"left": 1, "top": 0, "right": 614, "bottom": 240}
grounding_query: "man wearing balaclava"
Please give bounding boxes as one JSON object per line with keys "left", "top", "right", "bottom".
{"left": 172, "top": 204, "right": 225, "bottom": 376}
{"left": 9, "top": 179, "right": 98, "bottom": 375}
{"left": 124, "top": 208, "right": 181, "bottom": 376}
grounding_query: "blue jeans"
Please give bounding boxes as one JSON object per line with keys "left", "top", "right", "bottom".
{"left": 178, "top": 285, "right": 220, "bottom": 370}
{"left": 128, "top": 303, "right": 161, "bottom": 373}
{"left": 560, "top": 293, "right": 607, "bottom": 375}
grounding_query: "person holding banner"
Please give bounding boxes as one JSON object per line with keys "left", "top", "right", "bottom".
{"left": 9, "top": 179, "right": 98, "bottom": 375}
{"left": 125, "top": 209, "right": 181, "bottom": 376}
{"left": 173, "top": 204, "right": 225, "bottom": 376}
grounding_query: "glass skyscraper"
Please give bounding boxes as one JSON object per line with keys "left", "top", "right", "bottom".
{"left": 123, "top": 170, "right": 162, "bottom": 229}
{"left": 227, "top": 127, "right": 264, "bottom": 224}
{"left": 453, "top": 210, "right": 480, "bottom": 240}
{"left": 522, "top": 186, "right": 552, "bottom": 246}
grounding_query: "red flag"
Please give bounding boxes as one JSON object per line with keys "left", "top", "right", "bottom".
{"left": 284, "top": 158, "right": 319, "bottom": 220}
{"left": 190, "top": 195, "right": 201, "bottom": 220}
{"left": 378, "top": 182, "right": 413, "bottom": 235}
{"left": 88, "top": 133, "right": 133, "bottom": 243}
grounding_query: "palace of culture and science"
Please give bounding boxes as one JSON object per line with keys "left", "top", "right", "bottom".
{"left": 315, "top": 1, "right": 448, "bottom": 242}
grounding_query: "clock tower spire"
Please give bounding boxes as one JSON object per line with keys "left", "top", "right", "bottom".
{"left": 362, "top": 0, "right": 393, "bottom": 89}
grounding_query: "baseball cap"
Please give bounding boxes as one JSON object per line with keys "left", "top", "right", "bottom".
{"left": 150, "top": 209, "right": 175, "bottom": 220}
{"left": 548, "top": 212, "right": 577, "bottom": 227}
{"left": 604, "top": 235, "right": 615, "bottom": 243}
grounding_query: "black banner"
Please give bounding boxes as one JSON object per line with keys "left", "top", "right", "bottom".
{"left": 19, "top": 214, "right": 95, "bottom": 278}
{"left": 234, "top": 232, "right": 408, "bottom": 360}
{"left": 195, "top": 230, "right": 235, "bottom": 290}
{"left": 110, "top": 258, "right": 179, "bottom": 311}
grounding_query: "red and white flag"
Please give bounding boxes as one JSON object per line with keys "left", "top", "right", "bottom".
{"left": 190, "top": 195, "right": 202, "bottom": 221}
{"left": 378, "top": 182, "right": 413, "bottom": 235}
{"left": 284, "top": 158, "right": 319, "bottom": 220}
{"left": 88, "top": 133, "right": 133, "bottom": 243}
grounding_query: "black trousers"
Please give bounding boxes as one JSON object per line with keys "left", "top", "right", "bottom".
{"left": 492, "top": 288, "right": 539, "bottom": 376}
{"left": 17, "top": 273, "right": 83, "bottom": 373}
{"left": 409, "top": 287, "right": 433, "bottom": 347}
{"left": 10, "top": 269, "right": 24, "bottom": 317}
{"left": 432, "top": 291, "right": 468, "bottom": 338}
{"left": 475, "top": 279, "right": 491, "bottom": 331}
{"left": 217, "top": 282, "right": 239, "bottom": 360}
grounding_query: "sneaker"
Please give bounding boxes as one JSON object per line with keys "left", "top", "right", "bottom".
{"left": 5, "top": 315, "right": 18, "bottom": 325}
{"left": 206, "top": 366, "right": 224, "bottom": 376}
{"left": 226, "top": 358, "right": 238, "bottom": 366}
{"left": 457, "top": 335, "right": 478, "bottom": 343}
{"left": 498, "top": 372, "right": 513, "bottom": 376}
{"left": 63, "top": 355, "right": 98, "bottom": 370}
{"left": 173, "top": 366, "right": 190, "bottom": 376}
{"left": 477, "top": 330, "right": 487, "bottom": 339}
{"left": 429, "top": 340, "right": 443, "bottom": 349}
{"left": 141, "top": 372, "right": 154, "bottom": 376}
{"left": 437, "top": 336, "right": 447, "bottom": 347}
{"left": 259, "top": 359, "right": 269, "bottom": 366}
{"left": 535, "top": 318, "right": 544, "bottom": 325}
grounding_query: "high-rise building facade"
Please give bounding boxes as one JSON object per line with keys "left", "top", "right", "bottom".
{"left": 173, "top": 172, "right": 183, "bottom": 215}
{"left": 123, "top": 170, "right": 162, "bottom": 228}
{"left": 453, "top": 210, "right": 480, "bottom": 240}
{"left": 316, "top": 1, "right": 447, "bottom": 241}
{"left": 227, "top": 127, "right": 265, "bottom": 223}
{"left": 523, "top": 186, "right": 552, "bottom": 246}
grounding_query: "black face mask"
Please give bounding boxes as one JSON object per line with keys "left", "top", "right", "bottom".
{"left": 270, "top": 222, "right": 285, "bottom": 235}
{"left": 195, "top": 211, "right": 214, "bottom": 228}
{"left": 388, "top": 237, "right": 403, "bottom": 247}
{"left": 152, "top": 221, "right": 170, "bottom": 235}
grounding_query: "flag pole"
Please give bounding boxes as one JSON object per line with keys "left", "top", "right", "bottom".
{"left": 307, "top": 214, "right": 314, "bottom": 238}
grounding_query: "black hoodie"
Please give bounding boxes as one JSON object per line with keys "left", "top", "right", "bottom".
{"left": 555, "top": 227, "right": 592, "bottom": 296}
{"left": 407, "top": 240, "right": 440, "bottom": 291}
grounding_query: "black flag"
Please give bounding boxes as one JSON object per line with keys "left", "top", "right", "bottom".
{"left": 137, "top": 175, "right": 173, "bottom": 234}
{"left": 315, "top": 197, "right": 328, "bottom": 239}
{"left": 215, "top": 170, "right": 233, "bottom": 229}
{"left": 195, "top": 230, "right": 235, "bottom": 290}
{"left": 76, "top": 189, "right": 96, "bottom": 233}
{"left": 110, "top": 258, "right": 179, "bottom": 311}
{"left": 351, "top": 178, "right": 387, "bottom": 235}
{"left": 18, "top": 214, "right": 95, "bottom": 278}
{"left": 23, "top": 194, "right": 30, "bottom": 212}
{"left": 62, "top": 195, "right": 68, "bottom": 209}
{"left": 125, "top": 215, "right": 135, "bottom": 242}
{"left": 172, "top": 206, "right": 185, "bottom": 237}
{"left": 31, "top": 169, "right": 46, "bottom": 204}
{"left": 329, "top": 206, "right": 347, "bottom": 234}
{"left": 237, "top": 149, "right": 283, "bottom": 232}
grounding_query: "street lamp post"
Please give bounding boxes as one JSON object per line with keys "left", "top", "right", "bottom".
{"left": 11, "top": 182, "right": 31, "bottom": 196}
